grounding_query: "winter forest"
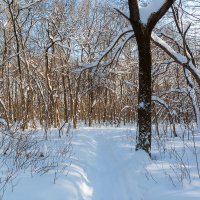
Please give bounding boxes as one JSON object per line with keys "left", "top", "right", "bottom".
{"left": 0, "top": 0, "right": 200, "bottom": 199}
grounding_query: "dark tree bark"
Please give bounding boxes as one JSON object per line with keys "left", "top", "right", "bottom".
{"left": 136, "top": 34, "right": 152, "bottom": 154}
{"left": 128, "top": 0, "right": 175, "bottom": 156}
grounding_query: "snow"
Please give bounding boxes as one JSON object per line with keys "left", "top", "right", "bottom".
{"left": 151, "top": 32, "right": 188, "bottom": 64}
{"left": 184, "top": 69, "right": 200, "bottom": 133}
{"left": 20, "top": 0, "right": 43, "bottom": 10}
{"left": 152, "top": 95, "right": 168, "bottom": 108}
{"left": 151, "top": 32, "right": 200, "bottom": 81}
{"left": 152, "top": 95, "right": 176, "bottom": 116}
{"left": 73, "top": 26, "right": 134, "bottom": 72}
{"left": 139, "top": 101, "right": 146, "bottom": 109}
{"left": 139, "top": 0, "right": 166, "bottom": 24}
{"left": 2, "top": 126, "right": 200, "bottom": 200}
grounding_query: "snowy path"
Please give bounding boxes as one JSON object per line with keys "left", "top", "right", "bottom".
{"left": 88, "top": 131, "right": 130, "bottom": 200}
{"left": 4, "top": 127, "right": 200, "bottom": 200}
{"left": 69, "top": 128, "right": 146, "bottom": 200}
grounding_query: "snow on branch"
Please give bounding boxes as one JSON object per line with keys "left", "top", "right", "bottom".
{"left": 140, "top": 0, "right": 166, "bottom": 24}
{"left": 157, "top": 88, "right": 188, "bottom": 96}
{"left": 151, "top": 32, "right": 200, "bottom": 85}
{"left": 184, "top": 69, "right": 200, "bottom": 133}
{"left": 152, "top": 95, "right": 175, "bottom": 116}
{"left": 0, "top": 51, "right": 25, "bottom": 68}
{"left": 20, "top": 0, "right": 44, "bottom": 10}
{"left": 73, "top": 26, "right": 134, "bottom": 73}
{"left": 152, "top": 95, "right": 170, "bottom": 109}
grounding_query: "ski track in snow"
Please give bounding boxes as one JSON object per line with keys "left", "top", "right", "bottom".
{"left": 87, "top": 130, "right": 135, "bottom": 200}
{"left": 71, "top": 128, "right": 143, "bottom": 200}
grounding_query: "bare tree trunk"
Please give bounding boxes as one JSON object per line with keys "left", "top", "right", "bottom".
{"left": 136, "top": 35, "right": 152, "bottom": 155}
{"left": 128, "top": 0, "right": 174, "bottom": 156}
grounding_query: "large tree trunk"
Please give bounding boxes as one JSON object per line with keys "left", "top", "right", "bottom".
{"left": 128, "top": 0, "right": 175, "bottom": 156}
{"left": 136, "top": 35, "right": 152, "bottom": 155}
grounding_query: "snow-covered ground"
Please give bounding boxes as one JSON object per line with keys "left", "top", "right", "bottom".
{"left": 3, "top": 126, "right": 200, "bottom": 200}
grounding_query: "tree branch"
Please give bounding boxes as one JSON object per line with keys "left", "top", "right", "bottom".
{"left": 147, "top": 0, "right": 175, "bottom": 32}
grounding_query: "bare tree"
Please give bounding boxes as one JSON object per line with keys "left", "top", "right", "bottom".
{"left": 127, "top": 0, "right": 175, "bottom": 155}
